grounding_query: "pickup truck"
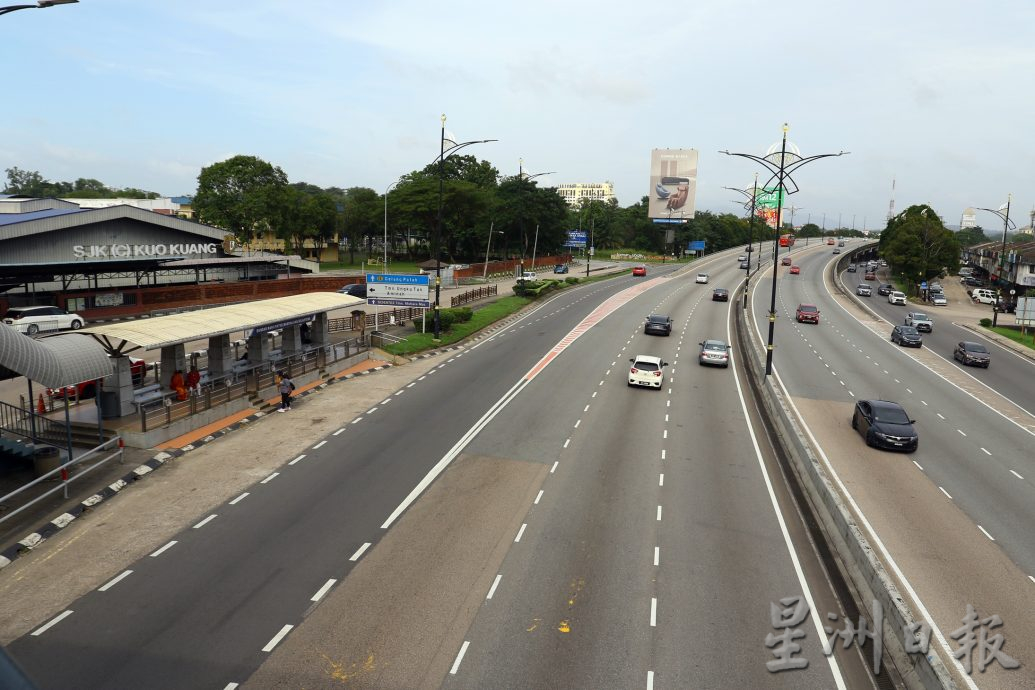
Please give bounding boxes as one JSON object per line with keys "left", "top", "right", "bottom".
{"left": 905, "top": 312, "right": 933, "bottom": 332}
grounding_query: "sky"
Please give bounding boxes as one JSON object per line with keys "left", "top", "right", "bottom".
{"left": 5, "top": 0, "right": 1035, "bottom": 233}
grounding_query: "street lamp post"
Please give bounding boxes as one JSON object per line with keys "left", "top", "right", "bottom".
{"left": 0, "top": 0, "right": 76, "bottom": 16}
{"left": 482, "top": 225, "right": 502, "bottom": 279}
{"left": 978, "top": 195, "right": 1016, "bottom": 327}
{"left": 432, "top": 114, "right": 496, "bottom": 340}
{"left": 517, "top": 159, "right": 555, "bottom": 277}
{"left": 721, "top": 123, "right": 848, "bottom": 376}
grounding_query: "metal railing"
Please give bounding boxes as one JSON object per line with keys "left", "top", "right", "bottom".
{"left": 451, "top": 284, "right": 497, "bottom": 307}
{"left": 0, "top": 399, "right": 68, "bottom": 449}
{"left": 0, "top": 436, "right": 123, "bottom": 527}
{"left": 142, "top": 377, "right": 250, "bottom": 432}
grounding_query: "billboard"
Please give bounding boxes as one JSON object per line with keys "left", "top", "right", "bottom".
{"left": 756, "top": 186, "right": 784, "bottom": 229}
{"left": 688, "top": 240, "right": 706, "bottom": 251}
{"left": 648, "top": 149, "right": 698, "bottom": 221}
{"left": 565, "top": 230, "right": 588, "bottom": 248}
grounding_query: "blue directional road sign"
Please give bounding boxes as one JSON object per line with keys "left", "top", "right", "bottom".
{"left": 565, "top": 230, "right": 587, "bottom": 248}
{"left": 366, "top": 273, "right": 431, "bottom": 307}
{"left": 688, "top": 240, "right": 706, "bottom": 251}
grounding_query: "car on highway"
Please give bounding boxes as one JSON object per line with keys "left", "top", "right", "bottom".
{"left": 712, "top": 288, "right": 729, "bottom": 302}
{"left": 739, "top": 260, "right": 750, "bottom": 269}
{"left": 864, "top": 271, "right": 876, "bottom": 281}
{"left": 644, "top": 314, "right": 673, "bottom": 336}
{"left": 905, "top": 312, "right": 933, "bottom": 332}
{"left": 931, "top": 292, "right": 948, "bottom": 306}
{"left": 2, "top": 305, "right": 85, "bottom": 335}
{"left": 695, "top": 273, "right": 709, "bottom": 284}
{"left": 795, "top": 304, "right": 820, "bottom": 324}
{"left": 832, "top": 248, "right": 841, "bottom": 254}
{"left": 737, "top": 255, "right": 748, "bottom": 262}
{"left": 891, "top": 324, "right": 922, "bottom": 347}
{"left": 628, "top": 354, "right": 667, "bottom": 388}
{"left": 847, "top": 264, "right": 857, "bottom": 272}
{"left": 888, "top": 291, "right": 907, "bottom": 305}
{"left": 953, "top": 341, "right": 991, "bottom": 368}
{"left": 880, "top": 259, "right": 888, "bottom": 267}
{"left": 852, "top": 399, "right": 918, "bottom": 452}
{"left": 856, "top": 284, "right": 872, "bottom": 296}
{"left": 632, "top": 265, "right": 647, "bottom": 277}
{"left": 877, "top": 283, "right": 894, "bottom": 296}
{"left": 781, "top": 256, "right": 792, "bottom": 266}
{"left": 698, "top": 339, "right": 731, "bottom": 367}
{"left": 553, "top": 264, "right": 569, "bottom": 274}
{"left": 789, "top": 265, "right": 801, "bottom": 275}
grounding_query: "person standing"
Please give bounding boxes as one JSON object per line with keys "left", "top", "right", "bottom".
{"left": 278, "top": 371, "right": 295, "bottom": 412}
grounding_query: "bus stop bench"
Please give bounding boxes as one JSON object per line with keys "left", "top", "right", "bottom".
{"left": 133, "top": 384, "right": 174, "bottom": 412}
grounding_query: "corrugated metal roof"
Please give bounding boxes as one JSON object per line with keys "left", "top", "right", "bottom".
{"left": 0, "top": 208, "right": 83, "bottom": 225}
{"left": 77, "top": 292, "right": 366, "bottom": 350}
{"left": 0, "top": 324, "right": 113, "bottom": 388}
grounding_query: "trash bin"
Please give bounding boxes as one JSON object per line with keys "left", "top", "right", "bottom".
{"left": 33, "top": 446, "right": 63, "bottom": 478}
{"left": 99, "top": 390, "right": 120, "bottom": 419}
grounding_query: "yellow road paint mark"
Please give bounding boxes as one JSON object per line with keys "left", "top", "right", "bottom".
{"left": 558, "top": 619, "right": 571, "bottom": 633}
{"left": 320, "top": 651, "right": 378, "bottom": 683}
{"left": 526, "top": 617, "right": 541, "bottom": 632}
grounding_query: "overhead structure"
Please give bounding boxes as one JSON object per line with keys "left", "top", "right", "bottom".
{"left": 0, "top": 324, "right": 111, "bottom": 387}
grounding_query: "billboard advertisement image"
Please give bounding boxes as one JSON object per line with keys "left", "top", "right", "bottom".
{"left": 649, "top": 149, "right": 698, "bottom": 221}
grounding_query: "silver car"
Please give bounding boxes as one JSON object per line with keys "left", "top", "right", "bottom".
{"left": 698, "top": 339, "right": 731, "bottom": 368}
{"left": 856, "top": 284, "right": 872, "bottom": 296}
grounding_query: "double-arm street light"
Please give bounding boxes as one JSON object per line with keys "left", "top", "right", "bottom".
{"left": 724, "top": 173, "right": 762, "bottom": 309}
{"left": 517, "top": 159, "right": 555, "bottom": 275}
{"left": 978, "top": 195, "right": 1016, "bottom": 327}
{"left": 432, "top": 114, "right": 496, "bottom": 340}
{"left": 722, "top": 123, "right": 848, "bottom": 376}
{"left": 0, "top": 0, "right": 75, "bottom": 15}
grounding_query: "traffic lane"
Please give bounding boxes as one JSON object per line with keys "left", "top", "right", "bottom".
{"left": 792, "top": 398, "right": 1035, "bottom": 690}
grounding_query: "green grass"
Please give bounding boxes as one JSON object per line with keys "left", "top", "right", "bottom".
{"left": 383, "top": 296, "right": 533, "bottom": 356}
{"left": 987, "top": 325, "right": 1035, "bottom": 350}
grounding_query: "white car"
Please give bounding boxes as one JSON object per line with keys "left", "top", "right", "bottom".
{"left": 737, "top": 255, "right": 748, "bottom": 262}
{"left": 516, "top": 272, "right": 538, "bottom": 283}
{"left": 696, "top": 273, "right": 709, "bottom": 284}
{"left": 888, "top": 291, "right": 907, "bottom": 305}
{"left": 3, "top": 306, "right": 85, "bottom": 335}
{"left": 628, "top": 354, "right": 668, "bottom": 389}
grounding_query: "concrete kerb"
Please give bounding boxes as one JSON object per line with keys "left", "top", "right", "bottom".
{"left": 737, "top": 265, "right": 957, "bottom": 689}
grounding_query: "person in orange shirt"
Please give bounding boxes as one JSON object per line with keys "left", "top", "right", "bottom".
{"left": 170, "top": 370, "right": 188, "bottom": 401}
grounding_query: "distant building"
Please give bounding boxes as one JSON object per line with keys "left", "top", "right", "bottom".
{"left": 960, "top": 207, "right": 978, "bottom": 229}
{"left": 59, "top": 196, "right": 195, "bottom": 220}
{"left": 557, "top": 182, "right": 616, "bottom": 207}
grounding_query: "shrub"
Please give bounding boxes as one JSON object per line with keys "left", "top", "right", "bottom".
{"left": 413, "top": 309, "right": 456, "bottom": 333}
{"left": 979, "top": 318, "right": 992, "bottom": 328}
{"left": 565, "top": 276, "right": 580, "bottom": 284}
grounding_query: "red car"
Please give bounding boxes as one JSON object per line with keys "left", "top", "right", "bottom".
{"left": 796, "top": 304, "right": 820, "bottom": 324}
{"left": 789, "top": 265, "right": 801, "bottom": 275}
{"left": 864, "top": 272, "right": 876, "bottom": 281}
{"left": 632, "top": 266, "right": 647, "bottom": 277}
{"left": 781, "top": 256, "right": 792, "bottom": 266}
{"left": 47, "top": 356, "right": 146, "bottom": 399}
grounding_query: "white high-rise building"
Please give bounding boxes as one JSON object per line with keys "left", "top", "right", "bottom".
{"left": 557, "top": 182, "right": 616, "bottom": 207}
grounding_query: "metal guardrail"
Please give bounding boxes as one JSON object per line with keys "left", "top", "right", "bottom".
{"left": 451, "top": 284, "right": 497, "bottom": 307}
{"left": 141, "top": 379, "right": 249, "bottom": 432}
{"left": 0, "top": 400, "right": 68, "bottom": 449}
{"left": 0, "top": 436, "right": 124, "bottom": 527}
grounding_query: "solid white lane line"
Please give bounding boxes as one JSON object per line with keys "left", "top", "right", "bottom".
{"left": 551, "top": 461, "right": 558, "bottom": 473}
{"left": 939, "top": 487, "right": 953, "bottom": 500}
{"left": 150, "top": 540, "right": 177, "bottom": 557}
{"left": 912, "top": 461, "right": 924, "bottom": 471}
{"left": 193, "top": 514, "right": 218, "bottom": 529}
{"left": 957, "top": 429, "right": 967, "bottom": 436}
{"left": 656, "top": 506, "right": 662, "bottom": 521}
{"left": 659, "top": 473, "right": 664, "bottom": 486}
{"left": 563, "top": 438, "right": 570, "bottom": 448}
{"left": 288, "top": 454, "right": 305, "bottom": 466}
{"left": 978, "top": 525, "right": 996, "bottom": 541}
{"left": 313, "top": 440, "right": 327, "bottom": 449}
{"left": 981, "top": 448, "right": 992, "bottom": 455}
{"left": 333, "top": 428, "right": 346, "bottom": 436}
{"left": 261, "top": 472, "right": 279, "bottom": 484}
{"left": 1010, "top": 470, "right": 1024, "bottom": 480}
{"left": 650, "top": 597, "right": 657, "bottom": 627}
{"left": 31, "top": 610, "right": 73, "bottom": 636}
{"left": 514, "top": 524, "right": 527, "bottom": 542}
{"left": 487, "top": 574, "right": 502, "bottom": 600}
{"left": 229, "top": 492, "right": 250, "bottom": 505}
{"left": 450, "top": 640, "right": 471, "bottom": 675}
{"left": 262, "top": 624, "right": 294, "bottom": 652}
{"left": 654, "top": 546, "right": 660, "bottom": 566}
{"left": 349, "top": 542, "right": 372, "bottom": 562}
{"left": 647, "top": 671, "right": 654, "bottom": 690}
{"left": 98, "top": 570, "right": 133, "bottom": 592}
{"left": 311, "top": 579, "right": 336, "bottom": 602}
{"left": 535, "top": 490, "right": 543, "bottom": 504}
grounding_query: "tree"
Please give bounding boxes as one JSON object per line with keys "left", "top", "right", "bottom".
{"left": 880, "top": 205, "right": 959, "bottom": 290}
{"left": 340, "top": 187, "right": 382, "bottom": 264}
{"left": 194, "top": 155, "right": 289, "bottom": 242}
{"left": 955, "top": 226, "right": 988, "bottom": 247}
{"left": 798, "top": 223, "right": 821, "bottom": 238}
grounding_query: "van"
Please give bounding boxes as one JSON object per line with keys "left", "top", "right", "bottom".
{"left": 958, "top": 267, "right": 975, "bottom": 277}
{"left": 971, "top": 288, "right": 996, "bottom": 305}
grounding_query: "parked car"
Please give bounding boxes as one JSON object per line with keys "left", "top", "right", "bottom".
{"left": 905, "top": 312, "right": 933, "bottom": 332}
{"left": 632, "top": 265, "right": 647, "bottom": 277}
{"left": 781, "top": 256, "right": 792, "bottom": 266}
{"left": 644, "top": 314, "right": 673, "bottom": 336}
{"left": 971, "top": 288, "right": 996, "bottom": 305}
{"left": 516, "top": 272, "right": 539, "bottom": 283}
{"left": 995, "top": 299, "right": 1017, "bottom": 313}
{"left": 337, "top": 283, "right": 367, "bottom": 298}
{"left": 931, "top": 292, "right": 948, "bottom": 306}
{"left": 695, "top": 273, "right": 709, "bottom": 284}
{"left": 712, "top": 288, "right": 729, "bottom": 302}
{"left": 891, "top": 324, "right": 922, "bottom": 347}
{"left": 698, "top": 339, "right": 731, "bottom": 367}
{"left": 877, "top": 283, "right": 894, "bottom": 296}
{"left": 856, "top": 284, "right": 872, "bottom": 296}
{"left": 888, "top": 291, "right": 907, "bottom": 305}
{"left": 963, "top": 276, "right": 985, "bottom": 287}
{"left": 47, "top": 356, "right": 146, "bottom": 400}
{"left": 553, "top": 264, "right": 569, "bottom": 274}
{"left": 628, "top": 354, "right": 667, "bottom": 388}
{"left": 789, "top": 265, "right": 801, "bottom": 275}
{"left": 852, "top": 399, "right": 918, "bottom": 452}
{"left": 795, "top": 304, "right": 820, "bottom": 324}
{"left": 954, "top": 341, "right": 990, "bottom": 368}
{"left": 864, "top": 271, "right": 876, "bottom": 281}
{"left": 2, "top": 306, "right": 84, "bottom": 335}
{"left": 847, "top": 264, "right": 857, "bottom": 273}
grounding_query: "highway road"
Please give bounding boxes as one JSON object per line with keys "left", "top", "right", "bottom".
{"left": 6, "top": 249, "right": 875, "bottom": 689}
{"left": 752, "top": 240, "right": 1035, "bottom": 689}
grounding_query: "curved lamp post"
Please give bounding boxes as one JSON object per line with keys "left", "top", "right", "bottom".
{"left": 978, "top": 196, "right": 1016, "bottom": 327}
{"left": 516, "top": 159, "right": 555, "bottom": 276}
{"left": 0, "top": 0, "right": 75, "bottom": 15}
{"left": 432, "top": 114, "right": 496, "bottom": 340}
{"left": 721, "top": 123, "right": 848, "bottom": 376}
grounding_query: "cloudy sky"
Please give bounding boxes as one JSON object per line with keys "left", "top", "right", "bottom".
{"left": 6, "top": 0, "right": 1033, "bottom": 232}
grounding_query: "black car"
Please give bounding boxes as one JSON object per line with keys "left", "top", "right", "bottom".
{"left": 644, "top": 314, "right": 673, "bottom": 336}
{"left": 954, "top": 341, "right": 990, "bottom": 368}
{"left": 877, "top": 283, "right": 894, "bottom": 296}
{"left": 712, "top": 288, "right": 729, "bottom": 302}
{"left": 337, "top": 283, "right": 367, "bottom": 298}
{"left": 964, "top": 276, "right": 985, "bottom": 287}
{"left": 891, "top": 325, "right": 922, "bottom": 347}
{"left": 847, "top": 264, "right": 857, "bottom": 272}
{"left": 852, "top": 399, "right": 918, "bottom": 452}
